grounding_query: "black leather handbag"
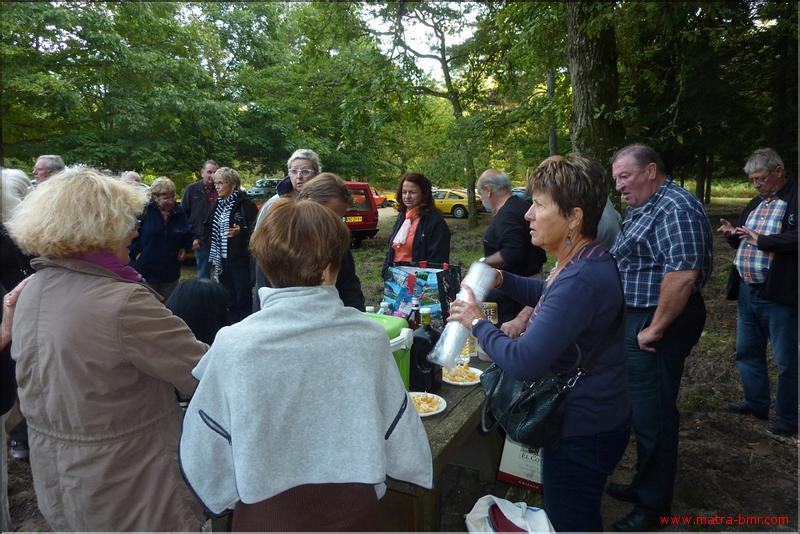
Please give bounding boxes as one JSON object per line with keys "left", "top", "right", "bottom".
{"left": 480, "top": 307, "right": 623, "bottom": 449}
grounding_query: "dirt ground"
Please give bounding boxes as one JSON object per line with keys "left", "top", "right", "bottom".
{"left": 6, "top": 203, "right": 798, "bottom": 531}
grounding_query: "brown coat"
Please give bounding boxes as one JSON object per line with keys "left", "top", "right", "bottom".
{"left": 11, "top": 257, "right": 208, "bottom": 531}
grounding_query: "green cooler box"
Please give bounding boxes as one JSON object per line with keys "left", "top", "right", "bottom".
{"left": 365, "top": 313, "right": 413, "bottom": 389}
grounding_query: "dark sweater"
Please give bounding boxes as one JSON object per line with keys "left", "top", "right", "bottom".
{"left": 181, "top": 180, "right": 215, "bottom": 246}
{"left": 725, "top": 179, "right": 797, "bottom": 307}
{"left": 129, "top": 201, "right": 194, "bottom": 283}
{"left": 382, "top": 209, "right": 451, "bottom": 277}
{"left": 483, "top": 195, "right": 546, "bottom": 276}
{"left": 473, "top": 243, "right": 630, "bottom": 438}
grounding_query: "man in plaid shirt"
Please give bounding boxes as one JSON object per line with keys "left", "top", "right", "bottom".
{"left": 607, "top": 144, "right": 712, "bottom": 532}
{"left": 719, "top": 148, "right": 797, "bottom": 438}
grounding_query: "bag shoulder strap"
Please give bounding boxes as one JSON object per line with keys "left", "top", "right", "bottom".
{"left": 570, "top": 256, "right": 625, "bottom": 375}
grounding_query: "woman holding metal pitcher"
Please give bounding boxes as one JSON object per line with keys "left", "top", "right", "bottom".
{"left": 447, "top": 155, "right": 630, "bottom": 532}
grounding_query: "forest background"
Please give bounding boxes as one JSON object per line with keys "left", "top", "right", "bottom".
{"left": 1, "top": 1, "right": 797, "bottom": 219}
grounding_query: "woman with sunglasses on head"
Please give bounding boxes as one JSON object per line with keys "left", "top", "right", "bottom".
{"left": 5, "top": 168, "right": 208, "bottom": 531}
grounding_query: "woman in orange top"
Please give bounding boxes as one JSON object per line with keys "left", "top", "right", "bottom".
{"left": 382, "top": 172, "right": 451, "bottom": 277}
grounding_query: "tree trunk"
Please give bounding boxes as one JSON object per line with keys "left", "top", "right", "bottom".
{"left": 695, "top": 146, "right": 707, "bottom": 201}
{"left": 565, "top": 2, "right": 624, "bottom": 166}
{"left": 547, "top": 67, "right": 558, "bottom": 155}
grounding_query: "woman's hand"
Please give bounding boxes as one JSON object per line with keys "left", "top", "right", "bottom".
{"left": 446, "top": 284, "right": 486, "bottom": 329}
{"left": 227, "top": 224, "right": 240, "bottom": 238}
{"left": 1, "top": 275, "right": 34, "bottom": 350}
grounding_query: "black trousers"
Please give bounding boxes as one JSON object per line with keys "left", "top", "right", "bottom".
{"left": 219, "top": 258, "right": 253, "bottom": 323}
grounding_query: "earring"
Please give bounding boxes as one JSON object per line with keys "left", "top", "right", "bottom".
{"left": 565, "top": 230, "right": 573, "bottom": 246}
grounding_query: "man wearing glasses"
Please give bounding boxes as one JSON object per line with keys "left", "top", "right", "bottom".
{"left": 719, "top": 148, "right": 797, "bottom": 437}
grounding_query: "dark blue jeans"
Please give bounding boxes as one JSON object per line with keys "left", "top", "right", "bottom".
{"left": 624, "top": 293, "right": 705, "bottom": 517}
{"left": 194, "top": 245, "right": 211, "bottom": 279}
{"left": 542, "top": 419, "right": 630, "bottom": 532}
{"left": 735, "top": 281, "right": 798, "bottom": 427}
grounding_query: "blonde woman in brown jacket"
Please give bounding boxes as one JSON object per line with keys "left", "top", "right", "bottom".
{"left": 5, "top": 168, "right": 207, "bottom": 531}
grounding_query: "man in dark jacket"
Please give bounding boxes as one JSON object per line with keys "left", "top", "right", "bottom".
{"left": 477, "top": 169, "right": 546, "bottom": 325}
{"left": 719, "top": 148, "right": 797, "bottom": 437}
{"left": 181, "top": 159, "right": 219, "bottom": 278}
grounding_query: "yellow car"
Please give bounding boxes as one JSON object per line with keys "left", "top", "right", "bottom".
{"left": 432, "top": 189, "right": 483, "bottom": 218}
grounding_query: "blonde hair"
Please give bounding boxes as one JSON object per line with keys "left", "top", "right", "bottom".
{"left": 6, "top": 167, "right": 147, "bottom": 257}
{"left": 150, "top": 176, "right": 176, "bottom": 197}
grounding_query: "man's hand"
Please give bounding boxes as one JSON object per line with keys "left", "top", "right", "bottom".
{"left": 735, "top": 226, "right": 759, "bottom": 246}
{"left": 500, "top": 306, "right": 533, "bottom": 338}
{"left": 192, "top": 239, "right": 201, "bottom": 251}
{"left": 637, "top": 325, "right": 662, "bottom": 353}
{"left": 717, "top": 218, "right": 737, "bottom": 237}
{"left": 227, "top": 224, "right": 240, "bottom": 238}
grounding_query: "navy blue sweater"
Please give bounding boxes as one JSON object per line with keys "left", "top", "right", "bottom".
{"left": 473, "top": 243, "right": 630, "bottom": 438}
{"left": 130, "top": 201, "right": 194, "bottom": 283}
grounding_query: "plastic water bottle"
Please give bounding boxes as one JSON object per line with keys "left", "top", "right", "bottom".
{"left": 378, "top": 302, "right": 391, "bottom": 315}
{"left": 427, "top": 261, "right": 496, "bottom": 368}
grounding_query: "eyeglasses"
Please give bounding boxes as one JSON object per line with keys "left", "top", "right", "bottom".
{"left": 213, "top": 181, "right": 226, "bottom": 187}
{"left": 288, "top": 168, "right": 316, "bottom": 177}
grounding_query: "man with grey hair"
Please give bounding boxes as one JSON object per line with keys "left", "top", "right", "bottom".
{"left": 32, "top": 155, "right": 65, "bottom": 184}
{"left": 477, "top": 168, "right": 546, "bottom": 325}
{"left": 120, "top": 171, "right": 142, "bottom": 184}
{"left": 606, "top": 144, "right": 712, "bottom": 531}
{"left": 719, "top": 147, "right": 797, "bottom": 437}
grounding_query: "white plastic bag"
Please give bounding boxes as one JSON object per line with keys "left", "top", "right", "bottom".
{"left": 465, "top": 494, "right": 554, "bottom": 533}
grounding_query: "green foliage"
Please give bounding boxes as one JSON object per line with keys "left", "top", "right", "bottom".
{"left": 2, "top": 0, "right": 795, "bottom": 196}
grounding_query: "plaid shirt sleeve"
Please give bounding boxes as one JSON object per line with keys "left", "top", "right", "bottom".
{"left": 655, "top": 207, "right": 709, "bottom": 274}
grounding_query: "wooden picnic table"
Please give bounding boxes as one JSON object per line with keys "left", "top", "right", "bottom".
{"left": 379, "top": 359, "right": 497, "bottom": 532}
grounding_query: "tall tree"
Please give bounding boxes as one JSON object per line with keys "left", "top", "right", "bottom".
{"left": 375, "top": 1, "right": 485, "bottom": 226}
{"left": 565, "top": 1, "right": 624, "bottom": 167}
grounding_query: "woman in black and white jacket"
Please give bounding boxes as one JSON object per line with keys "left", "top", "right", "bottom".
{"left": 209, "top": 167, "right": 258, "bottom": 322}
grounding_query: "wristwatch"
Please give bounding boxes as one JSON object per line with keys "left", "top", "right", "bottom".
{"left": 470, "top": 317, "right": 482, "bottom": 333}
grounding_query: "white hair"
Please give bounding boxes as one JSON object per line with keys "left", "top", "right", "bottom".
{"left": 1, "top": 169, "right": 33, "bottom": 223}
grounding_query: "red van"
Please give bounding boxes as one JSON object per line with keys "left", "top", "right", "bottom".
{"left": 344, "top": 181, "right": 379, "bottom": 247}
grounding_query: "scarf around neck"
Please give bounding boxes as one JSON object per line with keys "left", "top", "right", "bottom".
{"left": 210, "top": 190, "right": 240, "bottom": 278}
{"left": 392, "top": 207, "right": 420, "bottom": 248}
{"left": 77, "top": 250, "right": 143, "bottom": 282}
